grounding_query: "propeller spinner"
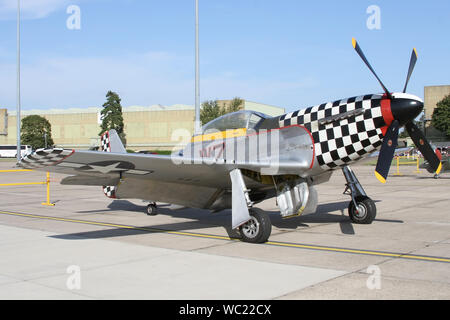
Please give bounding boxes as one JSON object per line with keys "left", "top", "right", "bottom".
{"left": 352, "top": 38, "right": 442, "bottom": 183}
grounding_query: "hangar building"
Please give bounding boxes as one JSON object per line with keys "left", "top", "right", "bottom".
{"left": 0, "top": 100, "right": 285, "bottom": 151}
{"left": 424, "top": 85, "right": 450, "bottom": 141}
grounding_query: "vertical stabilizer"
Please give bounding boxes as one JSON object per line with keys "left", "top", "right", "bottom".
{"left": 100, "top": 129, "right": 125, "bottom": 198}
{"left": 101, "top": 129, "right": 126, "bottom": 153}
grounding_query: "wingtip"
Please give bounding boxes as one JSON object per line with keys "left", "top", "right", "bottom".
{"left": 375, "top": 171, "right": 387, "bottom": 184}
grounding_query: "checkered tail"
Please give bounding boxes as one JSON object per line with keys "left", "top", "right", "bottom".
{"left": 101, "top": 131, "right": 117, "bottom": 199}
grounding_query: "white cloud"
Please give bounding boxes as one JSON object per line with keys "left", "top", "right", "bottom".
{"left": 0, "top": 0, "right": 79, "bottom": 20}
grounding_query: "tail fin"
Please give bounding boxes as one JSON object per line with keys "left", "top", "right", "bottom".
{"left": 100, "top": 129, "right": 125, "bottom": 199}
{"left": 100, "top": 129, "right": 126, "bottom": 153}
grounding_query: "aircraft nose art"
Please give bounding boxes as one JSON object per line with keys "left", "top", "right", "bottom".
{"left": 279, "top": 95, "right": 385, "bottom": 171}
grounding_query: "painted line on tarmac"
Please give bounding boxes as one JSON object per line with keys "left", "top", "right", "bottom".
{"left": 265, "top": 240, "right": 450, "bottom": 263}
{"left": 0, "top": 210, "right": 233, "bottom": 241}
{"left": 1, "top": 209, "right": 449, "bottom": 264}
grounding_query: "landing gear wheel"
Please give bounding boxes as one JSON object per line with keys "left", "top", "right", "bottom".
{"left": 146, "top": 202, "right": 158, "bottom": 216}
{"left": 434, "top": 174, "right": 440, "bottom": 179}
{"left": 348, "top": 196, "right": 376, "bottom": 224}
{"left": 239, "top": 209, "right": 272, "bottom": 243}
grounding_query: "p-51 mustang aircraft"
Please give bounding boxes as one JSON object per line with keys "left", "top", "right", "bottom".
{"left": 20, "top": 39, "right": 442, "bottom": 243}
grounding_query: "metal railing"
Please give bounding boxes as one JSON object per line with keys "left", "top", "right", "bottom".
{"left": 392, "top": 155, "right": 421, "bottom": 176}
{"left": 0, "top": 169, "right": 54, "bottom": 206}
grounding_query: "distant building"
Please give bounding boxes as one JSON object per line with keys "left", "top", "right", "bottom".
{"left": 0, "top": 109, "right": 6, "bottom": 137}
{"left": 217, "top": 99, "right": 286, "bottom": 117}
{"left": 0, "top": 100, "right": 285, "bottom": 151}
{"left": 424, "top": 85, "right": 450, "bottom": 141}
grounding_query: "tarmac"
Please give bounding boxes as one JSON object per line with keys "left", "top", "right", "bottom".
{"left": 0, "top": 160, "right": 449, "bottom": 299}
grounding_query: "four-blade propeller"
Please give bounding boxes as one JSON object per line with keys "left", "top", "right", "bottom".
{"left": 352, "top": 38, "right": 442, "bottom": 183}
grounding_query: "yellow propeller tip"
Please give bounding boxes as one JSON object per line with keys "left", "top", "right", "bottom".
{"left": 375, "top": 171, "right": 387, "bottom": 184}
{"left": 436, "top": 162, "right": 442, "bottom": 175}
{"left": 413, "top": 48, "right": 418, "bottom": 58}
{"left": 352, "top": 38, "right": 357, "bottom": 48}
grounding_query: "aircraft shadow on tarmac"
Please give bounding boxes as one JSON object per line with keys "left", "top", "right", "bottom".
{"left": 51, "top": 199, "right": 403, "bottom": 241}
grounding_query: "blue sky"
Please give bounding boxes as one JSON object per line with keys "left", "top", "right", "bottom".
{"left": 0, "top": 0, "right": 449, "bottom": 113}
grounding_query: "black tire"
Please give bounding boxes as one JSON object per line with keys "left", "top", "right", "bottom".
{"left": 348, "top": 196, "right": 376, "bottom": 224}
{"left": 239, "top": 209, "right": 272, "bottom": 243}
{"left": 146, "top": 203, "right": 158, "bottom": 216}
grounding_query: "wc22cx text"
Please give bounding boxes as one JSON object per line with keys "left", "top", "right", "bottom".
{"left": 178, "top": 304, "right": 272, "bottom": 317}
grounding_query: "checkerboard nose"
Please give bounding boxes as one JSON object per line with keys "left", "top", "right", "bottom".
{"left": 391, "top": 97, "right": 423, "bottom": 126}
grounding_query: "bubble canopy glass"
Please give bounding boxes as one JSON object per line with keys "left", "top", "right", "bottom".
{"left": 201, "top": 111, "right": 269, "bottom": 134}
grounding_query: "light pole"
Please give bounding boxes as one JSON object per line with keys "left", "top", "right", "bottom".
{"left": 16, "top": 0, "right": 21, "bottom": 163}
{"left": 194, "top": 0, "right": 201, "bottom": 135}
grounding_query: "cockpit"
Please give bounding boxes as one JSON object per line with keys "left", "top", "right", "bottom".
{"left": 201, "top": 110, "right": 269, "bottom": 134}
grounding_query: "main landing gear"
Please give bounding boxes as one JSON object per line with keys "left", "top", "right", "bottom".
{"left": 230, "top": 169, "right": 272, "bottom": 243}
{"left": 342, "top": 166, "right": 376, "bottom": 224}
{"left": 146, "top": 202, "right": 158, "bottom": 216}
{"left": 239, "top": 209, "right": 272, "bottom": 243}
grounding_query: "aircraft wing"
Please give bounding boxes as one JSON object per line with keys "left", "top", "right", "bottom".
{"left": 19, "top": 148, "right": 242, "bottom": 208}
{"left": 367, "top": 147, "right": 413, "bottom": 159}
{"left": 19, "top": 148, "right": 236, "bottom": 189}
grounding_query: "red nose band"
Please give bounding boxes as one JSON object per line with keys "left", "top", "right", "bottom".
{"left": 380, "top": 97, "right": 394, "bottom": 135}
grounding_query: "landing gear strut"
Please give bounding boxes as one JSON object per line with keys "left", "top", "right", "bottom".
{"left": 342, "top": 166, "right": 376, "bottom": 224}
{"left": 229, "top": 169, "right": 272, "bottom": 243}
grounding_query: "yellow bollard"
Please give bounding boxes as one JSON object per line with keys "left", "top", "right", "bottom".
{"left": 41, "top": 172, "right": 55, "bottom": 206}
{"left": 415, "top": 157, "right": 421, "bottom": 173}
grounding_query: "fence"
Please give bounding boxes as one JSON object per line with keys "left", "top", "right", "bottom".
{"left": 0, "top": 170, "right": 55, "bottom": 206}
{"left": 392, "top": 155, "right": 421, "bottom": 176}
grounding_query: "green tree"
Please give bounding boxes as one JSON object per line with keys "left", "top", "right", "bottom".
{"left": 99, "top": 91, "right": 126, "bottom": 145}
{"left": 200, "top": 100, "right": 221, "bottom": 125}
{"left": 200, "top": 97, "right": 244, "bottom": 125}
{"left": 228, "top": 97, "right": 244, "bottom": 113}
{"left": 21, "top": 115, "right": 54, "bottom": 150}
{"left": 431, "top": 94, "right": 450, "bottom": 139}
